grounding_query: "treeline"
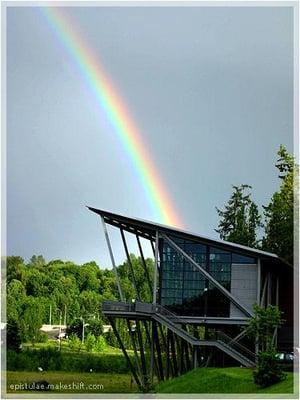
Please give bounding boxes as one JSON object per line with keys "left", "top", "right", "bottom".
{"left": 215, "top": 145, "right": 297, "bottom": 265}
{"left": 6, "top": 254, "right": 154, "bottom": 347}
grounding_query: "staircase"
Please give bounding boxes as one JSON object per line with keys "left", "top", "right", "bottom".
{"left": 102, "top": 300, "right": 256, "bottom": 368}
{"left": 152, "top": 304, "right": 256, "bottom": 368}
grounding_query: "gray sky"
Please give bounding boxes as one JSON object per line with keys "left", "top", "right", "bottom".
{"left": 7, "top": 5, "right": 293, "bottom": 267}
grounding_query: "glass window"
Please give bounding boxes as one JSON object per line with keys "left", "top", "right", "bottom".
{"left": 232, "top": 253, "right": 256, "bottom": 264}
{"left": 161, "top": 237, "right": 234, "bottom": 317}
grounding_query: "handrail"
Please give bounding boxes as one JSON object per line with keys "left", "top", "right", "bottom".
{"left": 102, "top": 300, "right": 135, "bottom": 312}
{"left": 102, "top": 300, "right": 255, "bottom": 367}
{"left": 215, "top": 330, "right": 255, "bottom": 361}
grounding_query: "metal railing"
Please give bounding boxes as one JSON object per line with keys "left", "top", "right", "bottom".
{"left": 102, "top": 300, "right": 135, "bottom": 312}
{"left": 153, "top": 304, "right": 186, "bottom": 326}
{"left": 215, "top": 330, "right": 256, "bottom": 362}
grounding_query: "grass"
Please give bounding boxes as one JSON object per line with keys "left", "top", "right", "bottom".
{"left": 6, "top": 368, "right": 295, "bottom": 395}
{"left": 156, "top": 367, "right": 295, "bottom": 394}
{"left": 6, "top": 371, "right": 138, "bottom": 393}
{"left": 22, "top": 339, "right": 129, "bottom": 355}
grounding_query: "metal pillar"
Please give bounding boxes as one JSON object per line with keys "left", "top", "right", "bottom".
{"left": 153, "top": 230, "right": 159, "bottom": 304}
{"left": 257, "top": 258, "right": 261, "bottom": 305}
{"left": 267, "top": 272, "right": 272, "bottom": 305}
{"left": 135, "top": 320, "right": 149, "bottom": 389}
{"left": 101, "top": 217, "right": 124, "bottom": 302}
{"left": 260, "top": 274, "right": 268, "bottom": 307}
{"left": 136, "top": 235, "right": 153, "bottom": 295}
{"left": 108, "top": 317, "right": 142, "bottom": 390}
{"left": 120, "top": 228, "right": 140, "bottom": 300}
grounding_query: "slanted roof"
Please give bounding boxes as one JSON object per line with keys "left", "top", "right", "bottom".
{"left": 88, "top": 206, "right": 282, "bottom": 261}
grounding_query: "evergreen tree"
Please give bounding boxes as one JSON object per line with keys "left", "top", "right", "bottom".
{"left": 216, "top": 184, "right": 261, "bottom": 247}
{"left": 262, "top": 145, "right": 298, "bottom": 265}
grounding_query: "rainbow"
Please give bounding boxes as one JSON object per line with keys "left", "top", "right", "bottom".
{"left": 40, "top": 6, "right": 183, "bottom": 228}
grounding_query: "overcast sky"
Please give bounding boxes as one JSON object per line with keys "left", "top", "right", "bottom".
{"left": 7, "top": 5, "right": 293, "bottom": 267}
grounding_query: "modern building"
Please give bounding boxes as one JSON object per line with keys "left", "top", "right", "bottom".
{"left": 89, "top": 207, "right": 293, "bottom": 390}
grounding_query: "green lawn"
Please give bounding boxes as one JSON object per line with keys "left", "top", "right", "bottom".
{"left": 6, "top": 371, "right": 138, "bottom": 393}
{"left": 22, "top": 339, "right": 129, "bottom": 355}
{"left": 156, "top": 367, "right": 296, "bottom": 394}
{"left": 6, "top": 368, "right": 296, "bottom": 395}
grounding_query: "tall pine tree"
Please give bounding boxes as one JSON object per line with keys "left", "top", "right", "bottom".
{"left": 262, "top": 145, "right": 297, "bottom": 265}
{"left": 215, "top": 184, "right": 261, "bottom": 247}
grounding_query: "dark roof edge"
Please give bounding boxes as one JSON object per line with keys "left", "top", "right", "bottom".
{"left": 87, "top": 206, "right": 285, "bottom": 262}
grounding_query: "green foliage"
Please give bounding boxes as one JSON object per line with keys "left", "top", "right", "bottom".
{"left": 105, "top": 330, "right": 118, "bottom": 347}
{"left": 66, "top": 320, "right": 83, "bottom": 340}
{"left": 262, "top": 145, "right": 297, "bottom": 265}
{"left": 155, "top": 367, "right": 293, "bottom": 394}
{"left": 95, "top": 335, "right": 107, "bottom": 352}
{"left": 86, "top": 319, "right": 103, "bottom": 336}
{"left": 248, "top": 305, "right": 285, "bottom": 388}
{"left": 248, "top": 305, "right": 284, "bottom": 352}
{"left": 85, "top": 333, "right": 96, "bottom": 352}
{"left": 21, "top": 297, "right": 45, "bottom": 346}
{"left": 67, "top": 318, "right": 103, "bottom": 342}
{"left": 68, "top": 334, "right": 82, "bottom": 352}
{"left": 7, "top": 347, "right": 132, "bottom": 373}
{"left": 215, "top": 184, "right": 261, "bottom": 247}
{"left": 29, "top": 255, "right": 46, "bottom": 268}
{"left": 253, "top": 348, "right": 286, "bottom": 388}
{"left": 6, "top": 319, "right": 22, "bottom": 352}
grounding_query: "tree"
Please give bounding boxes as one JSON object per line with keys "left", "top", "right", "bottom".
{"left": 6, "top": 319, "right": 22, "bottom": 352}
{"left": 248, "top": 304, "right": 284, "bottom": 352}
{"left": 248, "top": 304, "right": 286, "bottom": 388}
{"left": 29, "top": 255, "right": 46, "bottom": 268}
{"left": 95, "top": 335, "right": 107, "bottom": 352}
{"left": 85, "top": 333, "right": 96, "bottom": 352}
{"left": 68, "top": 333, "right": 82, "bottom": 352}
{"left": 21, "top": 297, "right": 45, "bottom": 346}
{"left": 262, "top": 145, "right": 297, "bottom": 265}
{"left": 216, "top": 184, "right": 261, "bottom": 247}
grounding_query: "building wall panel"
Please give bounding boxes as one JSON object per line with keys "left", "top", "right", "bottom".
{"left": 230, "top": 263, "right": 257, "bottom": 318}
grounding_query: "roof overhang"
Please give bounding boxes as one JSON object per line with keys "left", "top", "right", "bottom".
{"left": 88, "top": 206, "right": 284, "bottom": 263}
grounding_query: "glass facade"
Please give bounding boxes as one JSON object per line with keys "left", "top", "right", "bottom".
{"left": 159, "top": 235, "right": 256, "bottom": 317}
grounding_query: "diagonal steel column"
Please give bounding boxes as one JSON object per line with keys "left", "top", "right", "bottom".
{"left": 120, "top": 228, "right": 140, "bottom": 300}
{"left": 153, "top": 230, "right": 159, "bottom": 304}
{"left": 108, "top": 316, "right": 142, "bottom": 390}
{"left": 101, "top": 216, "right": 124, "bottom": 302}
{"left": 136, "top": 234, "right": 153, "bottom": 296}
{"left": 162, "top": 233, "right": 253, "bottom": 318}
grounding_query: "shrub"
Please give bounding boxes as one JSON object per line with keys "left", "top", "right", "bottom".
{"left": 6, "top": 320, "right": 22, "bottom": 352}
{"left": 95, "top": 335, "right": 106, "bottom": 352}
{"left": 253, "top": 348, "right": 286, "bottom": 388}
{"left": 85, "top": 333, "right": 96, "bottom": 352}
{"left": 68, "top": 334, "right": 82, "bottom": 352}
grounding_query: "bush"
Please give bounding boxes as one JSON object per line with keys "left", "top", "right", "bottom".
{"left": 7, "top": 348, "right": 132, "bottom": 373}
{"left": 105, "top": 330, "right": 118, "bottom": 347}
{"left": 85, "top": 333, "right": 96, "bottom": 352}
{"left": 95, "top": 335, "right": 106, "bottom": 352}
{"left": 6, "top": 320, "right": 22, "bottom": 352}
{"left": 253, "top": 348, "right": 286, "bottom": 388}
{"left": 68, "top": 334, "right": 82, "bottom": 352}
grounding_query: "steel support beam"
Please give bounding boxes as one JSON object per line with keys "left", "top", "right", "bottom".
{"left": 135, "top": 320, "right": 149, "bottom": 389}
{"left": 162, "top": 234, "right": 253, "bottom": 317}
{"left": 101, "top": 217, "right": 124, "bottom": 302}
{"left": 108, "top": 316, "right": 141, "bottom": 390}
{"left": 153, "top": 320, "right": 164, "bottom": 381}
{"left": 153, "top": 230, "right": 159, "bottom": 304}
{"left": 267, "top": 272, "right": 272, "bottom": 305}
{"left": 126, "top": 319, "right": 142, "bottom": 380}
{"left": 120, "top": 228, "right": 140, "bottom": 300}
{"left": 136, "top": 235, "right": 153, "bottom": 296}
{"left": 260, "top": 274, "right": 268, "bottom": 307}
{"left": 257, "top": 258, "right": 261, "bottom": 304}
